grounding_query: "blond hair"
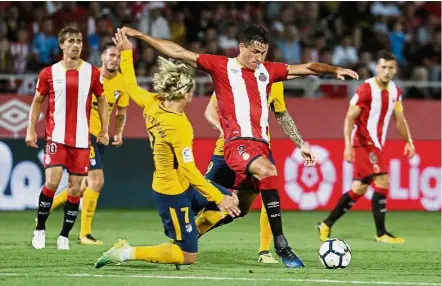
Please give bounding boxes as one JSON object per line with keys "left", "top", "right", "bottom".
{"left": 153, "top": 57, "right": 195, "bottom": 101}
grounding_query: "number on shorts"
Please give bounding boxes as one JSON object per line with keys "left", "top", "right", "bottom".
{"left": 89, "top": 146, "right": 95, "bottom": 159}
{"left": 169, "top": 207, "right": 190, "bottom": 240}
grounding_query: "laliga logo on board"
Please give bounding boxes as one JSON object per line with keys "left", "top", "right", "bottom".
{"left": 284, "top": 144, "right": 336, "bottom": 210}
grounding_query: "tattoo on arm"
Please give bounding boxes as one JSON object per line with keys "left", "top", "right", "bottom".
{"left": 275, "top": 111, "right": 305, "bottom": 148}
{"left": 115, "top": 114, "right": 126, "bottom": 135}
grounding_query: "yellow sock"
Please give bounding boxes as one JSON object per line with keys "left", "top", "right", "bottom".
{"left": 195, "top": 210, "right": 224, "bottom": 235}
{"left": 259, "top": 205, "right": 272, "bottom": 253}
{"left": 134, "top": 243, "right": 184, "bottom": 264}
{"left": 50, "top": 189, "right": 68, "bottom": 212}
{"left": 80, "top": 187, "right": 100, "bottom": 237}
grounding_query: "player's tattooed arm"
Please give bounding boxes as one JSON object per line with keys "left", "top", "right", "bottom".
{"left": 275, "top": 110, "right": 305, "bottom": 148}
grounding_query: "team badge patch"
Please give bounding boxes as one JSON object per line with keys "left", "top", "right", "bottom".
{"left": 237, "top": 145, "right": 250, "bottom": 161}
{"left": 369, "top": 152, "right": 378, "bottom": 164}
{"left": 44, "top": 154, "right": 51, "bottom": 165}
{"left": 259, "top": 73, "right": 267, "bottom": 82}
{"left": 185, "top": 224, "right": 193, "bottom": 233}
{"left": 182, "top": 147, "right": 194, "bottom": 163}
{"left": 90, "top": 159, "right": 96, "bottom": 166}
{"left": 373, "top": 164, "right": 380, "bottom": 173}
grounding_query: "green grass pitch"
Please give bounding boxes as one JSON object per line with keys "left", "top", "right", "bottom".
{"left": 0, "top": 210, "right": 440, "bottom": 286}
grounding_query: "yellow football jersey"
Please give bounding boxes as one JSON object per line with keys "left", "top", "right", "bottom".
{"left": 89, "top": 69, "right": 129, "bottom": 136}
{"left": 212, "top": 81, "right": 286, "bottom": 155}
{"left": 120, "top": 50, "right": 223, "bottom": 203}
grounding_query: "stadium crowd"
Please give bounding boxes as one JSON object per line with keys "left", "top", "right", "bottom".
{"left": 0, "top": 1, "right": 440, "bottom": 99}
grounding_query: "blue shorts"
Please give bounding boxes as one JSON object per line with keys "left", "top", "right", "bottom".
{"left": 204, "top": 152, "right": 275, "bottom": 189}
{"left": 153, "top": 183, "right": 232, "bottom": 253}
{"left": 89, "top": 134, "right": 106, "bottom": 170}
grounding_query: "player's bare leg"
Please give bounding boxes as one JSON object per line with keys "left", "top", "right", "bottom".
{"left": 318, "top": 180, "right": 367, "bottom": 241}
{"left": 79, "top": 169, "right": 104, "bottom": 245}
{"left": 249, "top": 156, "right": 304, "bottom": 268}
{"left": 57, "top": 174, "right": 83, "bottom": 250}
{"left": 32, "top": 167, "right": 63, "bottom": 249}
{"left": 372, "top": 174, "right": 404, "bottom": 244}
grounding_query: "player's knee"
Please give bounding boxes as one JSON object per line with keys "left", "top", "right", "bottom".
{"left": 89, "top": 177, "right": 104, "bottom": 192}
{"left": 182, "top": 251, "right": 198, "bottom": 264}
{"left": 351, "top": 181, "right": 369, "bottom": 196}
{"left": 45, "top": 177, "right": 61, "bottom": 191}
{"left": 373, "top": 175, "right": 389, "bottom": 189}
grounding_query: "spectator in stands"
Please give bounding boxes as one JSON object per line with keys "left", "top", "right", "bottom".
{"left": 389, "top": 20, "right": 410, "bottom": 67}
{"left": 31, "top": 18, "right": 59, "bottom": 69}
{"left": 359, "top": 51, "right": 377, "bottom": 76}
{"left": 169, "top": 10, "right": 186, "bottom": 46}
{"left": 10, "top": 28, "right": 30, "bottom": 73}
{"left": 0, "top": 36, "right": 12, "bottom": 73}
{"left": 218, "top": 23, "right": 238, "bottom": 57}
{"left": 406, "top": 67, "right": 431, "bottom": 99}
{"left": 276, "top": 24, "right": 301, "bottom": 64}
{"left": 332, "top": 35, "right": 359, "bottom": 67}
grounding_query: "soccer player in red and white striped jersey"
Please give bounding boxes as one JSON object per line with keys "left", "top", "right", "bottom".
{"left": 120, "top": 25, "right": 358, "bottom": 268}
{"left": 318, "top": 51, "right": 416, "bottom": 244}
{"left": 26, "top": 26, "right": 109, "bottom": 250}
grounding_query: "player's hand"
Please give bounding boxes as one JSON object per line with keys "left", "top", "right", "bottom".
{"left": 404, "top": 142, "right": 416, "bottom": 158}
{"left": 344, "top": 145, "right": 355, "bottom": 162}
{"left": 113, "top": 29, "right": 133, "bottom": 51}
{"left": 97, "top": 131, "right": 109, "bottom": 146}
{"left": 25, "top": 128, "right": 38, "bottom": 148}
{"left": 120, "top": 26, "right": 142, "bottom": 38}
{"left": 336, "top": 67, "right": 359, "bottom": 80}
{"left": 300, "top": 144, "right": 316, "bottom": 167}
{"left": 217, "top": 194, "right": 241, "bottom": 218}
{"left": 112, "top": 134, "right": 123, "bottom": 147}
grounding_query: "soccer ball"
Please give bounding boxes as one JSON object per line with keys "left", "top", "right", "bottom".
{"left": 319, "top": 239, "right": 352, "bottom": 269}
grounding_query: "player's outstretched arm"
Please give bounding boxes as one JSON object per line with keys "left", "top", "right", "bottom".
{"left": 204, "top": 97, "right": 223, "bottom": 135}
{"left": 393, "top": 104, "right": 416, "bottom": 158}
{"left": 343, "top": 105, "right": 361, "bottom": 162}
{"left": 120, "top": 27, "right": 199, "bottom": 68}
{"left": 26, "top": 91, "right": 46, "bottom": 148}
{"left": 113, "top": 30, "right": 157, "bottom": 109}
{"left": 287, "top": 62, "right": 359, "bottom": 80}
{"left": 274, "top": 110, "right": 316, "bottom": 166}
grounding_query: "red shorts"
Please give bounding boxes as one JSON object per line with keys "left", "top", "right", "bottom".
{"left": 353, "top": 145, "right": 388, "bottom": 182}
{"left": 224, "top": 139, "right": 271, "bottom": 188}
{"left": 43, "top": 142, "right": 90, "bottom": 176}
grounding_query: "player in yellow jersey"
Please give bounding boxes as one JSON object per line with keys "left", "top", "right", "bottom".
{"left": 50, "top": 42, "right": 129, "bottom": 245}
{"left": 95, "top": 30, "right": 240, "bottom": 269}
{"left": 197, "top": 82, "right": 316, "bottom": 264}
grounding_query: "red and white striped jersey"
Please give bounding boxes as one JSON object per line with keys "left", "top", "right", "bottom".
{"left": 197, "top": 54, "right": 288, "bottom": 142}
{"left": 36, "top": 61, "right": 104, "bottom": 148}
{"left": 350, "top": 77, "right": 402, "bottom": 150}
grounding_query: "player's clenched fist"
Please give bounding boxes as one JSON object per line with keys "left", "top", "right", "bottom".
{"left": 218, "top": 193, "right": 241, "bottom": 218}
{"left": 344, "top": 145, "right": 355, "bottom": 162}
{"left": 25, "top": 128, "right": 38, "bottom": 148}
{"left": 97, "top": 130, "right": 109, "bottom": 145}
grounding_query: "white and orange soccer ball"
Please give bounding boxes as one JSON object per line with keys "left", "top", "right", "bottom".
{"left": 319, "top": 239, "right": 352, "bottom": 269}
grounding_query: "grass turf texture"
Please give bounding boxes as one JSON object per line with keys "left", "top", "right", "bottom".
{"left": 0, "top": 210, "right": 440, "bottom": 286}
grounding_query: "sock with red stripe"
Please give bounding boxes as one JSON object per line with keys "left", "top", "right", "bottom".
{"left": 324, "top": 190, "right": 362, "bottom": 227}
{"left": 60, "top": 195, "right": 80, "bottom": 238}
{"left": 372, "top": 187, "right": 388, "bottom": 236}
{"left": 36, "top": 186, "right": 56, "bottom": 231}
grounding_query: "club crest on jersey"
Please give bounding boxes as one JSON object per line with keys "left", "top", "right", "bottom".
{"left": 259, "top": 73, "right": 267, "bottom": 82}
{"left": 114, "top": 90, "right": 121, "bottom": 100}
{"left": 185, "top": 224, "right": 193, "bottom": 233}
{"left": 369, "top": 152, "right": 378, "bottom": 164}
{"left": 90, "top": 158, "right": 96, "bottom": 166}
{"left": 237, "top": 145, "right": 250, "bottom": 161}
{"left": 373, "top": 164, "right": 380, "bottom": 173}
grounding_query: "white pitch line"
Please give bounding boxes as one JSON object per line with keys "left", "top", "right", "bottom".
{"left": 0, "top": 273, "right": 439, "bottom": 286}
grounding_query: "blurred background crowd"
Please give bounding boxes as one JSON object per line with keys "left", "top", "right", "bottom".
{"left": 0, "top": 1, "right": 440, "bottom": 99}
